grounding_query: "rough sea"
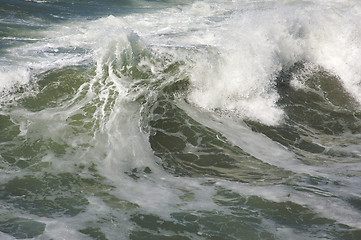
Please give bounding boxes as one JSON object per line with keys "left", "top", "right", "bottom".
{"left": 1, "top": 0, "right": 361, "bottom": 239}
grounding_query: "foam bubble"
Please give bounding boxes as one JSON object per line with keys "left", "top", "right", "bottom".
{"left": 304, "top": 4, "right": 361, "bottom": 105}
{"left": 186, "top": 8, "right": 304, "bottom": 125}
{"left": 1, "top": 1, "right": 361, "bottom": 238}
{"left": 184, "top": 1, "right": 361, "bottom": 125}
{"left": 0, "top": 66, "right": 31, "bottom": 93}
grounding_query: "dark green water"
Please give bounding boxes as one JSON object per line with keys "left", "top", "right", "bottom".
{"left": 1, "top": 0, "right": 361, "bottom": 239}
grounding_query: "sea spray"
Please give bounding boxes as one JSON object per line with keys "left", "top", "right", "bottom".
{"left": 0, "top": 0, "right": 361, "bottom": 239}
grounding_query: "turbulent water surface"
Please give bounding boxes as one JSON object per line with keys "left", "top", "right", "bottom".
{"left": 1, "top": 0, "right": 361, "bottom": 239}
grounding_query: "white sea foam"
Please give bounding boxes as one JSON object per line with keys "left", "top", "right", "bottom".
{"left": 1, "top": 1, "right": 361, "bottom": 238}
{"left": 0, "top": 66, "right": 30, "bottom": 93}
{"left": 105, "top": 0, "right": 361, "bottom": 125}
{"left": 13, "top": 0, "right": 359, "bottom": 201}
{"left": 3, "top": 0, "right": 361, "bottom": 125}
{"left": 185, "top": 2, "right": 361, "bottom": 125}
{"left": 306, "top": 4, "right": 361, "bottom": 104}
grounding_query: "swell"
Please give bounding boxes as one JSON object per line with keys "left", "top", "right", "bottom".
{"left": 247, "top": 62, "right": 361, "bottom": 164}
{"left": 1, "top": 1, "right": 361, "bottom": 239}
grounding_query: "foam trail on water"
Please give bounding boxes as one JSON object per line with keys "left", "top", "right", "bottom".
{"left": 215, "top": 179, "right": 361, "bottom": 229}
{"left": 1, "top": 1, "right": 361, "bottom": 238}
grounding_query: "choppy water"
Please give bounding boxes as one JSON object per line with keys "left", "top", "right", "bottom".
{"left": 1, "top": 0, "right": 361, "bottom": 239}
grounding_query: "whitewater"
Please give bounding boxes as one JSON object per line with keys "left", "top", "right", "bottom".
{"left": 0, "top": 0, "right": 361, "bottom": 239}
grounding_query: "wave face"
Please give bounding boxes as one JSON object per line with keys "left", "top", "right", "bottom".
{"left": 1, "top": 0, "right": 361, "bottom": 239}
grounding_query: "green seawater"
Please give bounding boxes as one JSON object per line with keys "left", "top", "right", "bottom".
{"left": 1, "top": 62, "right": 360, "bottom": 239}
{"left": 1, "top": 0, "right": 361, "bottom": 239}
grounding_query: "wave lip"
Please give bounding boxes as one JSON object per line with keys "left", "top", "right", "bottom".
{"left": 185, "top": 2, "right": 361, "bottom": 126}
